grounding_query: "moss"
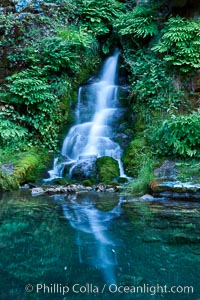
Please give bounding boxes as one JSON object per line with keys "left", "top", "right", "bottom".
{"left": 0, "top": 170, "right": 19, "bottom": 191}
{"left": 118, "top": 177, "right": 129, "bottom": 184}
{"left": 82, "top": 178, "right": 96, "bottom": 186}
{"left": 96, "top": 156, "right": 120, "bottom": 183}
{"left": 122, "top": 137, "right": 147, "bottom": 177}
{"left": 0, "top": 147, "right": 52, "bottom": 191}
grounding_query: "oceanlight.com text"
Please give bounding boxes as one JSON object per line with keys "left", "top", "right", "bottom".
{"left": 25, "top": 283, "right": 194, "bottom": 296}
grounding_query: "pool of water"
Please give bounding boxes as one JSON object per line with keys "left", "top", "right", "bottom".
{"left": 0, "top": 190, "right": 199, "bottom": 300}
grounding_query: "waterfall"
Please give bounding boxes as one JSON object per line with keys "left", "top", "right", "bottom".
{"left": 45, "top": 50, "right": 126, "bottom": 181}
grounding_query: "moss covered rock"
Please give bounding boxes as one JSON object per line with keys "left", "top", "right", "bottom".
{"left": 0, "top": 148, "right": 52, "bottom": 191}
{"left": 96, "top": 156, "right": 120, "bottom": 183}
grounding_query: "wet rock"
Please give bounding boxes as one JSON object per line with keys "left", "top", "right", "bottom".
{"left": 44, "top": 185, "right": 78, "bottom": 194}
{"left": 67, "top": 184, "right": 78, "bottom": 193}
{"left": 96, "top": 184, "right": 106, "bottom": 192}
{"left": 11, "top": 0, "right": 43, "bottom": 12}
{"left": 154, "top": 160, "right": 180, "bottom": 180}
{"left": 32, "top": 184, "right": 94, "bottom": 196}
{"left": 20, "top": 183, "right": 31, "bottom": 189}
{"left": 0, "top": 7, "right": 5, "bottom": 13}
{"left": 106, "top": 188, "right": 115, "bottom": 193}
{"left": 140, "top": 194, "right": 154, "bottom": 200}
{"left": 31, "top": 183, "right": 122, "bottom": 196}
{"left": 31, "top": 187, "right": 44, "bottom": 196}
{"left": 151, "top": 181, "right": 200, "bottom": 200}
{"left": 95, "top": 184, "right": 121, "bottom": 193}
{"left": 71, "top": 158, "right": 97, "bottom": 181}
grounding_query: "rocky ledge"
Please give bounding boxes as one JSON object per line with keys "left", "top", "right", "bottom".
{"left": 31, "top": 184, "right": 123, "bottom": 196}
{"left": 150, "top": 180, "right": 200, "bottom": 200}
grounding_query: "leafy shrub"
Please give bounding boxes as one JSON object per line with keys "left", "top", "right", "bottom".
{"left": 150, "top": 113, "right": 200, "bottom": 157}
{"left": 6, "top": 67, "right": 55, "bottom": 105}
{"left": 114, "top": 5, "right": 158, "bottom": 39}
{"left": 79, "top": 0, "right": 124, "bottom": 36}
{"left": 0, "top": 119, "right": 27, "bottom": 147}
{"left": 2, "top": 67, "right": 62, "bottom": 149}
{"left": 152, "top": 16, "right": 200, "bottom": 73}
{"left": 39, "top": 36, "right": 81, "bottom": 73}
{"left": 124, "top": 50, "right": 182, "bottom": 117}
{"left": 58, "top": 26, "right": 97, "bottom": 51}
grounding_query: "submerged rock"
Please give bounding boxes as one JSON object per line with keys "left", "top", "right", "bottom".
{"left": 168, "top": 233, "right": 200, "bottom": 245}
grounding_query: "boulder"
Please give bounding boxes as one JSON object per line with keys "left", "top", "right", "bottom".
{"left": 154, "top": 160, "right": 180, "bottom": 180}
{"left": 70, "top": 157, "right": 97, "bottom": 181}
{"left": 31, "top": 187, "right": 44, "bottom": 196}
{"left": 140, "top": 194, "right": 154, "bottom": 200}
{"left": 96, "top": 156, "right": 120, "bottom": 183}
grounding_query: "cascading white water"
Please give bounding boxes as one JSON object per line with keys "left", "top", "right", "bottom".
{"left": 45, "top": 50, "right": 126, "bottom": 181}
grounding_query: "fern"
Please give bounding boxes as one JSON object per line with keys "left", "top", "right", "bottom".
{"left": 79, "top": 0, "right": 124, "bottom": 36}
{"left": 114, "top": 5, "right": 158, "bottom": 39}
{"left": 6, "top": 68, "right": 54, "bottom": 105}
{"left": 151, "top": 113, "right": 200, "bottom": 157}
{"left": 58, "top": 26, "right": 98, "bottom": 53}
{"left": 152, "top": 16, "right": 200, "bottom": 73}
{"left": 0, "top": 119, "right": 27, "bottom": 146}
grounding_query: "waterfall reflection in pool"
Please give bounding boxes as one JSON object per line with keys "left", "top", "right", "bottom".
{"left": 55, "top": 194, "right": 122, "bottom": 285}
{"left": 0, "top": 190, "right": 200, "bottom": 299}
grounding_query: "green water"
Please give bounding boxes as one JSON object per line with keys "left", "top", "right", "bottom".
{"left": 0, "top": 191, "right": 199, "bottom": 300}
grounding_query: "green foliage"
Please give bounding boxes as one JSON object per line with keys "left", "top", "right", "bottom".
{"left": 125, "top": 50, "right": 182, "bottom": 119}
{"left": 58, "top": 26, "right": 98, "bottom": 51}
{"left": 1, "top": 67, "right": 62, "bottom": 149}
{"left": 38, "top": 36, "right": 81, "bottom": 73}
{"left": 126, "top": 157, "right": 154, "bottom": 196}
{"left": 79, "top": 0, "right": 124, "bottom": 36}
{"left": 0, "top": 13, "right": 20, "bottom": 46}
{"left": 0, "top": 119, "right": 27, "bottom": 147}
{"left": 122, "top": 138, "right": 147, "bottom": 177}
{"left": 82, "top": 178, "right": 96, "bottom": 186}
{"left": 152, "top": 16, "right": 200, "bottom": 73}
{"left": 6, "top": 68, "right": 55, "bottom": 105}
{"left": 0, "top": 105, "right": 28, "bottom": 149}
{"left": 150, "top": 113, "right": 200, "bottom": 157}
{"left": 175, "top": 160, "right": 200, "bottom": 183}
{"left": 114, "top": 5, "right": 158, "bottom": 39}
